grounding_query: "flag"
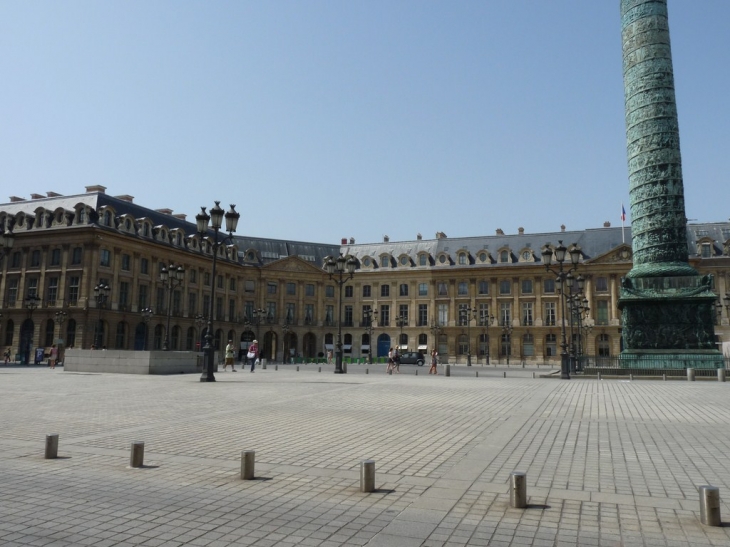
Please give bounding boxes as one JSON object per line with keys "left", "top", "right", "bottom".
{"left": 621, "top": 204, "right": 626, "bottom": 222}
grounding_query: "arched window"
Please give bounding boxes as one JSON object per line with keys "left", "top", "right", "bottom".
{"left": 154, "top": 325, "right": 164, "bottom": 350}
{"left": 522, "top": 333, "right": 534, "bottom": 357}
{"left": 545, "top": 334, "right": 557, "bottom": 357}
{"left": 361, "top": 333, "right": 370, "bottom": 345}
{"left": 437, "top": 333, "right": 448, "bottom": 356}
{"left": 171, "top": 326, "right": 181, "bottom": 350}
{"left": 45, "top": 319, "right": 55, "bottom": 347}
{"left": 186, "top": 327, "right": 195, "bottom": 350}
{"left": 598, "top": 334, "right": 610, "bottom": 357}
{"left": 418, "top": 333, "right": 427, "bottom": 346}
{"left": 66, "top": 319, "right": 76, "bottom": 347}
{"left": 325, "top": 333, "right": 334, "bottom": 345}
{"left": 344, "top": 333, "right": 353, "bottom": 345}
{"left": 104, "top": 210, "right": 112, "bottom": 226}
{"left": 5, "top": 319, "right": 14, "bottom": 346}
{"left": 458, "top": 253, "right": 467, "bottom": 265}
{"left": 479, "top": 333, "right": 489, "bottom": 356}
{"left": 214, "top": 329, "right": 223, "bottom": 351}
{"left": 458, "top": 334, "right": 468, "bottom": 355}
{"left": 500, "top": 250, "right": 509, "bottom": 263}
{"left": 115, "top": 322, "right": 127, "bottom": 349}
{"left": 501, "top": 333, "right": 511, "bottom": 357}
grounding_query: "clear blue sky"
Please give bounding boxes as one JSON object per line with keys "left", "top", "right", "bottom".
{"left": 1, "top": 1, "right": 728, "bottom": 244}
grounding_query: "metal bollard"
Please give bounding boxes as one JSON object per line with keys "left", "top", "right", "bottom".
{"left": 663, "top": 373, "right": 666, "bottom": 381}
{"left": 509, "top": 471, "right": 527, "bottom": 508}
{"left": 415, "top": 369, "right": 418, "bottom": 376}
{"left": 476, "top": 371, "right": 478, "bottom": 378}
{"left": 629, "top": 373, "right": 633, "bottom": 381}
{"left": 263, "top": 362, "right": 267, "bottom": 370}
{"left": 360, "top": 460, "right": 375, "bottom": 493}
{"left": 296, "top": 365, "right": 299, "bottom": 371}
{"left": 503, "top": 371, "right": 506, "bottom": 378}
{"left": 597, "top": 372, "right": 601, "bottom": 381}
{"left": 366, "top": 368, "right": 368, "bottom": 374}
{"left": 241, "top": 450, "right": 255, "bottom": 480}
{"left": 130, "top": 441, "right": 144, "bottom": 468}
{"left": 445, "top": 364, "right": 451, "bottom": 377}
{"left": 45, "top": 434, "right": 59, "bottom": 459}
{"left": 687, "top": 368, "right": 695, "bottom": 382}
{"left": 275, "top": 364, "right": 278, "bottom": 371}
{"left": 698, "top": 485, "right": 721, "bottom": 526}
{"left": 319, "top": 366, "right": 321, "bottom": 373}
{"left": 343, "top": 361, "right": 347, "bottom": 374}
{"left": 718, "top": 369, "right": 726, "bottom": 382}
{"left": 532, "top": 372, "right": 536, "bottom": 379}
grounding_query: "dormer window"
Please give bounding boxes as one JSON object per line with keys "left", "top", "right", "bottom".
{"left": 458, "top": 253, "right": 467, "bottom": 265}
{"left": 701, "top": 243, "right": 712, "bottom": 258}
{"left": 500, "top": 250, "right": 510, "bottom": 263}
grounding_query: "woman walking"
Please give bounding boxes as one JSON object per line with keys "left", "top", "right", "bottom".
{"left": 428, "top": 348, "right": 438, "bottom": 375}
{"left": 247, "top": 340, "right": 259, "bottom": 372}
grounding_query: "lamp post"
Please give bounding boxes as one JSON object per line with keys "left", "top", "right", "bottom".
{"left": 141, "top": 307, "right": 154, "bottom": 350}
{"left": 541, "top": 240, "right": 582, "bottom": 380}
{"left": 479, "top": 312, "right": 495, "bottom": 365}
{"left": 93, "top": 282, "right": 110, "bottom": 349}
{"left": 395, "top": 314, "right": 407, "bottom": 353}
{"left": 0, "top": 227, "right": 15, "bottom": 261}
{"left": 430, "top": 320, "right": 442, "bottom": 359}
{"left": 323, "top": 254, "right": 357, "bottom": 374}
{"left": 160, "top": 264, "right": 185, "bottom": 351}
{"left": 196, "top": 201, "right": 240, "bottom": 383}
{"left": 281, "top": 322, "right": 289, "bottom": 363}
{"left": 363, "top": 308, "right": 378, "bottom": 364}
{"left": 459, "top": 306, "right": 478, "bottom": 366}
{"left": 565, "top": 275, "right": 585, "bottom": 374}
{"left": 501, "top": 323, "right": 513, "bottom": 365}
{"left": 54, "top": 311, "right": 68, "bottom": 363}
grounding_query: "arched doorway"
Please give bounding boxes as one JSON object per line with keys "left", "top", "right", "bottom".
{"left": 302, "top": 333, "right": 316, "bottom": 359}
{"left": 284, "top": 332, "right": 298, "bottom": 362}
{"left": 263, "top": 331, "right": 277, "bottom": 360}
{"left": 20, "top": 319, "right": 34, "bottom": 365}
{"left": 134, "top": 322, "right": 147, "bottom": 350}
{"left": 377, "top": 333, "right": 391, "bottom": 358}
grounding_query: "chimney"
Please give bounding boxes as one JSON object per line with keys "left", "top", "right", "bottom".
{"left": 496, "top": 228, "right": 504, "bottom": 235}
{"left": 173, "top": 213, "right": 187, "bottom": 220}
{"left": 9, "top": 196, "right": 25, "bottom": 202}
{"left": 30, "top": 193, "right": 44, "bottom": 200}
{"left": 416, "top": 233, "right": 422, "bottom": 240}
{"left": 436, "top": 231, "right": 447, "bottom": 239}
{"left": 155, "top": 208, "right": 173, "bottom": 215}
{"left": 341, "top": 238, "right": 348, "bottom": 245}
{"left": 561, "top": 224, "right": 566, "bottom": 232}
{"left": 85, "top": 185, "right": 107, "bottom": 193}
{"left": 518, "top": 227, "right": 524, "bottom": 235}
{"left": 349, "top": 237, "right": 355, "bottom": 245}
{"left": 603, "top": 221, "right": 611, "bottom": 227}
{"left": 46, "top": 191, "right": 62, "bottom": 197}
{"left": 115, "top": 195, "right": 134, "bottom": 203}
{"left": 383, "top": 235, "right": 389, "bottom": 242}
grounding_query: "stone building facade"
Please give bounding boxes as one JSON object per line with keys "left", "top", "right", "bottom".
{"left": 1, "top": 186, "right": 728, "bottom": 364}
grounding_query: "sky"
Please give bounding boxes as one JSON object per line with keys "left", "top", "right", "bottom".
{"left": 1, "top": 1, "right": 728, "bottom": 245}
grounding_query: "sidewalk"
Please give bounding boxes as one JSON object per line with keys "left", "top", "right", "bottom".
{"left": 1, "top": 367, "right": 728, "bottom": 546}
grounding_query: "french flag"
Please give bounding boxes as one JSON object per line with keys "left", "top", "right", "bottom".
{"left": 621, "top": 204, "right": 626, "bottom": 222}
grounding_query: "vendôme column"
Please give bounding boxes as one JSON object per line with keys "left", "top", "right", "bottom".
{"left": 618, "top": 0, "right": 720, "bottom": 366}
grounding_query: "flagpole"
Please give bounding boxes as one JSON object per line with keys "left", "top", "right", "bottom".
{"left": 621, "top": 204, "right": 626, "bottom": 244}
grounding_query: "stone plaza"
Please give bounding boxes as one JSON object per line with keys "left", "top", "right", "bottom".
{"left": 1, "top": 364, "right": 729, "bottom": 547}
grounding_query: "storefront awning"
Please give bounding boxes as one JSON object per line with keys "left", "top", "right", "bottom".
{"left": 417, "top": 345, "right": 428, "bottom": 350}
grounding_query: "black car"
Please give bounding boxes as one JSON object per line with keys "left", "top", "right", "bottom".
{"left": 398, "top": 351, "right": 425, "bottom": 366}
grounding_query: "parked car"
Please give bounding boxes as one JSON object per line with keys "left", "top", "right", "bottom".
{"left": 398, "top": 351, "right": 425, "bottom": 366}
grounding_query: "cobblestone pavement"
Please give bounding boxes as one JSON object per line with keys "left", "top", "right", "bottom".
{"left": 1, "top": 364, "right": 729, "bottom": 546}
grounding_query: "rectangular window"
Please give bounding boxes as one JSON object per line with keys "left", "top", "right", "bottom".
{"left": 380, "top": 284, "right": 390, "bottom": 297}
{"left": 244, "top": 301, "right": 253, "bottom": 318}
{"left": 325, "top": 285, "right": 334, "bottom": 298}
{"left": 419, "top": 254, "right": 427, "bottom": 266}
{"left": 522, "top": 302, "right": 533, "bottom": 326}
{"left": 380, "top": 304, "right": 390, "bottom": 326}
{"left": 10, "top": 252, "right": 21, "bottom": 268}
{"left": 458, "top": 303, "right": 468, "bottom": 326}
{"left": 437, "top": 282, "right": 448, "bottom": 296}
{"left": 217, "top": 275, "right": 223, "bottom": 289}
{"left": 597, "top": 300, "right": 609, "bottom": 325}
{"left": 140, "top": 258, "right": 149, "bottom": 275}
{"left": 458, "top": 282, "right": 468, "bottom": 296}
{"left": 500, "top": 302, "right": 511, "bottom": 326}
{"left": 344, "top": 305, "right": 353, "bottom": 326}
{"left": 71, "top": 247, "right": 83, "bottom": 265}
{"left": 138, "top": 285, "right": 148, "bottom": 309}
{"left": 478, "top": 303, "right": 490, "bottom": 325}
{"left": 121, "top": 254, "right": 131, "bottom": 271}
{"left": 418, "top": 283, "right": 428, "bottom": 296}
{"left": 26, "top": 277, "right": 39, "bottom": 297}
{"left": 50, "top": 248, "right": 61, "bottom": 266}
{"left": 544, "top": 302, "right": 556, "bottom": 326}
{"left": 545, "top": 334, "right": 557, "bottom": 357}
{"left": 157, "top": 287, "right": 166, "bottom": 313}
{"left": 245, "top": 280, "right": 255, "bottom": 292}
{"left": 188, "top": 292, "right": 197, "bottom": 315}
{"left": 67, "top": 276, "right": 80, "bottom": 304}
{"left": 543, "top": 278, "right": 555, "bottom": 294}
{"left": 399, "top": 284, "right": 409, "bottom": 296}
{"left": 119, "top": 282, "right": 129, "bottom": 306}
{"left": 362, "top": 284, "right": 371, "bottom": 298}
{"left": 285, "top": 303, "right": 296, "bottom": 323}
{"left": 30, "top": 250, "right": 41, "bottom": 267}
{"left": 380, "top": 256, "right": 389, "bottom": 268}
{"left": 203, "top": 295, "right": 210, "bottom": 316}
{"left": 286, "top": 282, "right": 296, "bottom": 295}
{"left": 595, "top": 277, "right": 608, "bottom": 292}
{"left": 6, "top": 278, "right": 18, "bottom": 305}
{"left": 100, "top": 249, "right": 111, "bottom": 267}
{"left": 267, "top": 282, "right": 277, "bottom": 294}
{"left": 203, "top": 272, "right": 210, "bottom": 286}
{"left": 345, "top": 286, "right": 353, "bottom": 298}
{"left": 499, "top": 280, "right": 511, "bottom": 295}
{"left": 189, "top": 269, "right": 197, "bottom": 284}
{"left": 418, "top": 304, "right": 428, "bottom": 326}
{"left": 399, "top": 304, "right": 409, "bottom": 324}
{"left": 437, "top": 304, "right": 448, "bottom": 326}
{"left": 229, "top": 278, "right": 236, "bottom": 291}
{"left": 46, "top": 277, "right": 59, "bottom": 304}
{"left": 478, "top": 280, "right": 489, "bottom": 295}
{"left": 325, "top": 305, "right": 334, "bottom": 325}
{"left": 229, "top": 299, "right": 236, "bottom": 321}
{"left": 305, "top": 284, "right": 315, "bottom": 297}
{"left": 304, "top": 304, "right": 314, "bottom": 324}
{"left": 521, "top": 279, "right": 533, "bottom": 294}
{"left": 216, "top": 297, "right": 224, "bottom": 320}
{"left": 701, "top": 243, "right": 712, "bottom": 258}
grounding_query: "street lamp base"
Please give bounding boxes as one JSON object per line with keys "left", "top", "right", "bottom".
{"left": 560, "top": 353, "right": 571, "bottom": 380}
{"left": 199, "top": 375, "right": 216, "bottom": 382}
{"left": 334, "top": 370, "right": 345, "bottom": 374}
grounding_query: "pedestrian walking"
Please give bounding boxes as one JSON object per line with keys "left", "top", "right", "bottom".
{"left": 247, "top": 340, "right": 259, "bottom": 372}
{"left": 429, "top": 348, "right": 438, "bottom": 375}
{"left": 386, "top": 347, "right": 394, "bottom": 374}
{"left": 327, "top": 349, "right": 333, "bottom": 364}
{"left": 223, "top": 340, "right": 237, "bottom": 371}
{"left": 49, "top": 344, "right": 58, "bottom": 369}
{"left": 393, "top": 347, "right": 400, "bottom": 374}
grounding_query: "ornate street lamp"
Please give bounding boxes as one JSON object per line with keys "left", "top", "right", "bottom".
{"left": 281, "top": 322, "right": 289, "bottom": 363}
{"left": 565, "top": 274, "right": 586, "bottom": 373}
{"left": 363, "top": 308, "right": 378, "bottom": 364}
{"left": 0, "top": 227, "right": 15, "bottom": 261}
{"left": 541, "top": 240, "right": 581, "bottom": 380}
{"left": 501, "top": 323, "right": 514, "bottom": 365}
{"left": 323, "top": 254, "right": 357, "bottom": 374}
{"left": 479, "top": 312, "right": 495, "bottom": 365}
{"left": 160, "top": 264, "right": 185, "bottom": 350}
{"left": 54, "top": 311, "right": 68, "bottom": 363}
{"left": 430, "top": 320, "right": 442, "bottom": 360}
{"left": 459, "top": 306, "right": 479, "bottom": 366}
{"left": 141, "top": 307, "right": 154, "bottom": 350}
{"left": 396, "top": 314, "right": 407, "bottom": 353}
{"left": 196, "top": 202, "right": 240, "bottom": 383}
{"left": 93, "top": 282, "right": 110, "bottom": 349}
